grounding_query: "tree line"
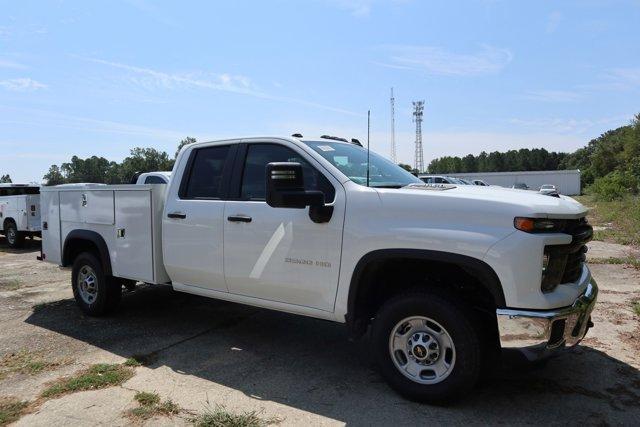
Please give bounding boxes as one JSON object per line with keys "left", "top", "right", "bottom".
{"left": 426, "top": 113, "right": 640, "bottom": 200}
{"left": 41, "top": 137, "right": 197, "bottom": 185}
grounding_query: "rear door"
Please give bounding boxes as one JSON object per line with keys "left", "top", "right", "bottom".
{"left": 162, "top": 144, "right": 236, "bottom": 292}
{"left": 223, "top": 141, "right": 345, "bottom": 311}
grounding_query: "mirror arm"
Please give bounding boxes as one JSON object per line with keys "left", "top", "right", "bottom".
{"left": 309, "top": 204, "right": 334, "bottom": 223}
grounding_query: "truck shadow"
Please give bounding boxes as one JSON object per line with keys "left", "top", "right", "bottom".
{"left": 0, "top": 236, "right": 41, "bottom": 254}
{"left": 25, "top": 285, "right": 640, "bottom": 424}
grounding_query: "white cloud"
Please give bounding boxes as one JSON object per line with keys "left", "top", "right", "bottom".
{"left": 0, "top": 58, "right": 27, "bottom": 69}
{"left": 376, "top": 44, "right": 513, "bottom": 76}
{"left": 0, "top": 77, "right": 46, "bottom": 91}
{"left": 605, "top": 67, "right": 640, "bottom": 89}
{"left": 509, "top": 114, "right": 630, "bottom": 134}
{"left": 523, "top": 90, "right": 582, "bottom": 103}
{"left": 88, "top": 58, "right": 363, "bottom": 117}
{"left": 546, "top": 11, "right": 562, "bottom": 34}
{"left": 324, "top": 0, "right": 372, "bottom": 17}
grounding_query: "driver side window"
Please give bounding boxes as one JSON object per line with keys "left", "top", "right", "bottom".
{"left": 240, "top": 144, "right": 335, "bottom": 203}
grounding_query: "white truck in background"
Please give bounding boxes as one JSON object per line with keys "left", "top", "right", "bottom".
{"left": 133, "top": 171, "right": 171, "bottom": 185}
{"left": 39, "top": 136, "right": 597, "bottom": 403}
{"left": 0, "top": 184, "right": 41, "bottom": 248}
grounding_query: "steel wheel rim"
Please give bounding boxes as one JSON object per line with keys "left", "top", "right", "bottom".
{"left": 77, "top": 265, "right": 98, "bottom": 305}
{"left": 388, "top": 316, "right": 456, "bottom": 385}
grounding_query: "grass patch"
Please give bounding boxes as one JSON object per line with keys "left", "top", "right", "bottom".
{"left": 124, "top": 357, "right": 142, "bottom": 367}
{"left": 633, "top": 301, "right": 640, "bottom": 317}
{"left": 41, "top": 363, "right": 134, "bottom": 399}
{"left": 0, "top": 278, "right": 22, "bottom": 291}
{"left": 0, "top": 397, "right": 29, "bottom": 426}
{"left": 0, "top": 350, "right": 70, "bottom": 380}
{"left": 126, "top": 391, "right": 180, "bottom": 421}
{"left": 588, "top": 256, "right": 640, "bottom": 269}
{"left": 575, "top": 194, "right": 640, "bottom": 246}
{"left": 193, "top": 405, "right": 280, "bottom": 427}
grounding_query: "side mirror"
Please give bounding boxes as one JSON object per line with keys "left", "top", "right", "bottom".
{"left": 266, "top": 162, "right": 324, "bottom": 208}
{"left": 265, "top": 162, "right": 334, "bottom": 223}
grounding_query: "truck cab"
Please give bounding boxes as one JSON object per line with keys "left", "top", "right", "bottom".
{"left": 40, "top": 136, "right": 597, "bottom": 403}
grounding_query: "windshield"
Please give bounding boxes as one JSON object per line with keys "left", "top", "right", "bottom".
{"left": 302, "top": 140, "right": 422, "bottom": 188}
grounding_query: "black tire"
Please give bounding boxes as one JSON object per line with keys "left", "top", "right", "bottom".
{"left": 371, "top": 291, "right": 482, "bottom": 404}
{"left": 71, "top": 252, "right": 121, "bottom": 316}
{"left": 4, "top": 221, "right": 25, "bottom": 248}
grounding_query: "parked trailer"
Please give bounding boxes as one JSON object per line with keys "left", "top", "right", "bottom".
{"left": 447, "top": 170, "right": 581, "bottom": 195}
{"left": 0, "top": 184, "right": 41, "bottom": 248}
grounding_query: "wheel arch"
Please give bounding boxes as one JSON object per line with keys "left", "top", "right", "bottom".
{"left": 346, "top": 249, "right": 506, "bottom": 336}
{"left": 2, "top": 217, "right": 16, "bottom": 231}
{"left": 62, "top": 230, "right": 112, "bottom": 276}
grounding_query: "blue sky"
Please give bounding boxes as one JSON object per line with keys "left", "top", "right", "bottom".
{"left": 1, "top": 0, "right": 639, "bottom": 182}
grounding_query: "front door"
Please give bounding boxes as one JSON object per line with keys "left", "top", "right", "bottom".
{"left": 223, "top": 142, "right": 345, "bottom": 312}
{"left": 162, "top": 144, "right": 234, "bottom": 292}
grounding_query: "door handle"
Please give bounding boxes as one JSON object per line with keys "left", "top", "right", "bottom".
{"left": 227, "top": 215, "right": 252, "bottom": 223}
{"left": 167, "top": 212, "right": 187, "bottom": 219}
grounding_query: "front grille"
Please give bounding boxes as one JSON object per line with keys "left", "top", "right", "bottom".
{"left": 542, "top": 218, "right": 592, "bottom": 292}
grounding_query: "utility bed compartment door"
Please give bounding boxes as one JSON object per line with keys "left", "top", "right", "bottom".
{"left": 113, "top": 191, "right": 153, "bottom": 283}
{"left": 60, "top": 190, "right": 115, "bottom": 225}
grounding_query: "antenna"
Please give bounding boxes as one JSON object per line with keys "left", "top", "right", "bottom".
{"left": 367, "top": 110, "right": 371, "bottom": 187}
{"left": 412, "top": 100, "right": 425, "bottom": 173}
{"left": 390, "top": 88, "right": 396, "bottom": 163}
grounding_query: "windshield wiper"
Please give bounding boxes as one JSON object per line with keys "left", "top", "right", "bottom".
{"left": 371, "top": 184, "right": 404, "bottom": 189}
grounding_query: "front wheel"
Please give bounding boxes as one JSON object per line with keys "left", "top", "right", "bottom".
{"left": 372, "top": 291, "right": 482, "bottom": 403}
{"left": 71, "top": 252, "right": 121, "bottom": 316}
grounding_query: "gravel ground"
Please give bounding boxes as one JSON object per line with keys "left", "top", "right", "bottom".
{"left": 1, "top": 237, "right": 639, "bottom": 426}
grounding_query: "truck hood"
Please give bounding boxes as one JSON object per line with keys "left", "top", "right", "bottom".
{"left": 376, "top": 184, "right": 587, "bottom": 219}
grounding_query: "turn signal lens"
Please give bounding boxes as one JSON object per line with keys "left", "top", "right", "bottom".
{"left": 514, "top": 217, "right": 561, "bottom": 233}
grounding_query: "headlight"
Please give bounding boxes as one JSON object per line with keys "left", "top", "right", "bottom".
{"left": 514, "top": 217, "right": 566, "bottom": 233}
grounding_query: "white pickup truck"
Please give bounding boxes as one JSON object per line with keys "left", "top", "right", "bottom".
{"left": 39, "top": 136, "right": 596, "bottom": 402}
{"left": 0, "top": 183, "right": 41, "bottom": 248}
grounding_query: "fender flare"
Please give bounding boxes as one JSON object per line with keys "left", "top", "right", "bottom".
{"left": 62, "top": 229, "right": 112, "bottom": 276}
{"left": 346, "top": 249, "right": 506, "bottom": 324}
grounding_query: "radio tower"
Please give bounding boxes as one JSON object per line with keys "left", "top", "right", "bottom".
{"left": 412, "top": 100, "right": 425, "bottom": 172}
{"left": 390, "top": 88, "right": 396, "bottom": 163}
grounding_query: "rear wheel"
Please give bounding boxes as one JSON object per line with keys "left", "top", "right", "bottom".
{"left": 372, "top": 291, "right": 482, "bottom": 403}
{"left": 4, "top": 222, "right": 24, "bottom": 248}
{"left": 72, "top": 252, "right": 121, "bottom": 316}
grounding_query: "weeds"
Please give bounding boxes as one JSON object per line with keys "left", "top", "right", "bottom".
{"left": 588, "top": 256, "right": 640, "bottom": 269}
{"left": 193, "top": 405, "right": 280, "bottom": 427}
{"left": 0, "top": 278, "right": 22, "bottom": 291}
{"left": 124, "top": 357, "right": 142, "bottom": 367}
{"left": 0, "top": 350, "right": 70, "bottom": 380}
{"left": 41, "top": 363, "right": 134, "bottom": 399}
{"left": 126, "top": 391, "right": 180, "bottom": 421}
{"left": 0, "top": 397, "right": 29, "bottom": 426}
{"left": 575, "top": 195, "right": 640, "bottom": 246}
{"left": 633, "top": 301, "right": 640, "bottom": 317}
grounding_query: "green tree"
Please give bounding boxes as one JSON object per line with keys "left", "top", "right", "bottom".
{"left": 398, "top": 163, "right": 415, "bottom": 173}
{"left": 0, "top": 174, "right": 11, "bottom": 183}
{"left": 175, "top": 136, "right": 196, "bottom": 158}
{"left": 43, "top": 165, "right": 65, "bottom": 186}
{"left": 119, "top": 147, "right": 174, "bottom": 183}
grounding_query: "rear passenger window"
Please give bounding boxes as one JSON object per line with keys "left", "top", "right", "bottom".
{"left": 182, "top": 146, "right": 230, "bottom": 199}
{"left": 144, "top": 176, "right": 167, "bottom": 184}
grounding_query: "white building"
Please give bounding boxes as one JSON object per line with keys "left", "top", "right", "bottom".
{"left": 447, "top": 170, "right": 582, "bottom": 195}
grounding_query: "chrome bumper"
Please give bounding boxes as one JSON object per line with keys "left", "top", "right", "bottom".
{"left": 496, "top": 279, "right": 598, "bottom": 360}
